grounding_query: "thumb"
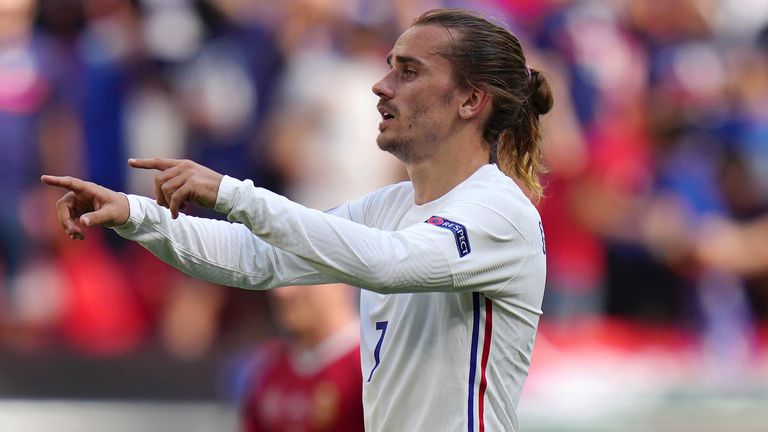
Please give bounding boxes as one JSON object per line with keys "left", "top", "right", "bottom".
{"left": 79, "top": 210, "right": 103, "bottom": 228}
{"left": 80, "top": 207, "right": 118, "bottom": 228}
{"left": 80, "top": 194, "right": 130, "bottom": 227}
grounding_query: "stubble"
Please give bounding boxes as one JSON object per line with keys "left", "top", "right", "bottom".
{"left": 377, "top": 99, "right": 438, "bottom": 163}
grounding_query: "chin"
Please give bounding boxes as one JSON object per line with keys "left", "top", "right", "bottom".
{"left": 377, "top": 135, "right": 416, "bottom": 162}
{"left": 377, "top": 135, "right": 399, "bottom": 153}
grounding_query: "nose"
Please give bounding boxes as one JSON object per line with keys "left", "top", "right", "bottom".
{"left": 372, "top": 70, "right": 395, "bottom": 99}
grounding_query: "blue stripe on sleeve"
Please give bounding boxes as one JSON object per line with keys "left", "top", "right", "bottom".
{"left": 467, "top": 292, "right": 481, "bottom": 432}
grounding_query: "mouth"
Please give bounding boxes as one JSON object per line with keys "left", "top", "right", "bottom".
{"left": 377, "top": 103, "right": 397, "bottom": 122}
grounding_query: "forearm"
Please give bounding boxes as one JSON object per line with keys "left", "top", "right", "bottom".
{"left": 114, "top": 195, "right": 332, "bottom": 289}
{"left": 215, "top": 177, "right": 454, "bottom": 293}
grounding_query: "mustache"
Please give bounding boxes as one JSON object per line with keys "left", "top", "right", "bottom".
{"left": 377, "top": 101, "right": 399, "bottom": 116}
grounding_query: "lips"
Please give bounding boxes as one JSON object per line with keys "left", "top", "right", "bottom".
{"left": 377, "top": 103, "right": 397, "bottom": 121}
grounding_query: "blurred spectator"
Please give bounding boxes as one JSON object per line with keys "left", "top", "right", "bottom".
{"left": 78, "top": 0, "right": 142, "bottom": 194}
{"left": 0, "top": 0, "right": 86, "bottom": 350}
{"left": 698, "top": 24, "right": 768, "bottom": 273}
{"left": 635, "top": 6, "right": 768, "bottom": 381}
{"left": 534, "top": 1, "right": 658, "bottom": 322}
{"left": 237, "top": 284, "right": 362, "bottom": 432}
{"left": 266, "top": 1, "right": 402, "bottom": 210}
{"left": 168, "top": 0, "right": 284, "bottom": 188}
{"left": 122, "top": 0, "right": 285, "bottom": 360}
{"left": 695, "top": 216, "right": 768, "bottom": 276}
{"left": 0, "top": 0, "right": 79, "bottom": 294}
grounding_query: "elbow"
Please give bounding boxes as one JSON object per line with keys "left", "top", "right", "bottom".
{"left": 334, "top": 254, "right": 397, "bottom": 293}
{"left": 355, "top": 255, "right": 421, "bottom": 293}
{"left": 362, "top": 274, "right": 398, "bottom": 293}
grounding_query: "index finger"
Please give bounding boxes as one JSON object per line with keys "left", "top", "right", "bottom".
{"left": 129, "top": 158, "right": 182, "bottom": 171}
{"left": 41, "top": 175, "right": 88, "bottom": 192}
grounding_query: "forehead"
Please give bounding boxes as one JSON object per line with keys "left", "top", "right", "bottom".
{"left": 388, "top": 24, "right": 455, "bottom": 66}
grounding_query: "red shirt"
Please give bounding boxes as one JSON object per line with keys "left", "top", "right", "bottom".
{"left": 242, "top": 325, "right": 363, "bottom": 432}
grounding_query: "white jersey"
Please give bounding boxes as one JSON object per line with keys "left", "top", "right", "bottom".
{"left": 114, "top": 163, "right": 546, "bottom": 432}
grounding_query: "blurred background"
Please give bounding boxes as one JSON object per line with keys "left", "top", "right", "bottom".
{"left": 0, "top": 0, "right": 767, "bottom": 430}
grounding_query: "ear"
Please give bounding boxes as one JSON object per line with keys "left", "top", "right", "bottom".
{"left": 458, "top": 86, "right": 490, "bottom": 120}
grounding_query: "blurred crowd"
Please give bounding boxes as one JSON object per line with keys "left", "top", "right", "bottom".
{"left": 1, "top": 0, "right": 767, "bottom": 392}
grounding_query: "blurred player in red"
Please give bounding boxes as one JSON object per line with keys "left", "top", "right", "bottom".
{"left": 242, "top": 283, "right": 362, "bottom": 432}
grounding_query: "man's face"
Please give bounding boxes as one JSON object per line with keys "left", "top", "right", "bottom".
{"left": 269, "top": 285, "right": 316, "bottom": 337}
{"left": 372, "top": 25, "right": 464, "bottom": 163}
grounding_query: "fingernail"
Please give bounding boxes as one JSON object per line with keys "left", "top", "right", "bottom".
{"left": 82, "top": 216, "right": 90, "bottom": 227}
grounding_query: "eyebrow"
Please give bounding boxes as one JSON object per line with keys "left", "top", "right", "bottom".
{"left": 386, "top": 54, "right": 424, "bottom": 67}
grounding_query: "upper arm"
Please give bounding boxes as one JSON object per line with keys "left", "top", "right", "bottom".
{"left": 400, "top": 202, "right": 545, "bottom": 294}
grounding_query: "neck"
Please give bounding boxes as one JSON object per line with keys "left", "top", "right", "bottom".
{"left": 406, "top": 133, "right": 489, "bottom": 205}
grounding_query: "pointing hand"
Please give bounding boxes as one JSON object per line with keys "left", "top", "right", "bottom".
{"left": 129, "top": 158, "right": 224, "bottom": 219}
{"left": 40, "top": 175, "right": 130, "bottom": 240}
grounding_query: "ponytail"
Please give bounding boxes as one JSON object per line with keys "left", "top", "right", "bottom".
{"left": 495, "top": 69, "right": 553, "bottom": 201}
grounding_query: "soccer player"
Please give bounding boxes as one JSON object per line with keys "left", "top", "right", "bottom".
{"left": 241, "top": 283, "right": 363, "bottom": 432}
{"left": 42, "top": 8, "right": 552, "bottom": 431}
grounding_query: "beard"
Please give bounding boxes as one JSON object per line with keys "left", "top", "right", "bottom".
{"left": 377, "top": 133, "right": 418, "bottom": 163}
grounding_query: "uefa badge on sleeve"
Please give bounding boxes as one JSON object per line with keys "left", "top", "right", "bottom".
{"left": 425, "top": 216, "right": 471, "bottom": 258}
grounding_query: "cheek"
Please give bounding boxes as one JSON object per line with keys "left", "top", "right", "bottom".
{"left": 399, "top": 82, "right": 456, "bottom": 128}
{"left": 409, "top": 97, "right": 450, "bottom": 131}
{"left": 402, "top": 103, "right": 429, "bottom": 130}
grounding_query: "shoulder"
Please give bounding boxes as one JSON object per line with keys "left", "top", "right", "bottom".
{"left": 325, "top": 181, "right": 412, "bottom": 222}
{"left": 363, "top": 180, "right": 414, "bottom": 205}
{"left": 417, "top": 166, "right": 544, "bottom": 260}
{"left": 346, "top": 180, "right": 414, "bottom": 228}
{"left": 450, "top": 165, "right": 541, "bottom": 228}
{"left": 431, "top": 168, "right": 546, "bottom": 296}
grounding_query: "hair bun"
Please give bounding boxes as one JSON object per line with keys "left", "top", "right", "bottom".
{"left": 529, "top": 69, "right": 553, "bottom": 116}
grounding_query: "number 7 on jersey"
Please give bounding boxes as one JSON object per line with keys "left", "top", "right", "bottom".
{"left": 367, "top": 321, "right": 388, "bottom": 382}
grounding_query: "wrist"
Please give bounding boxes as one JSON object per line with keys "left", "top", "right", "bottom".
{"left": 110, "top": 193, "right": 133, "bottom": 228}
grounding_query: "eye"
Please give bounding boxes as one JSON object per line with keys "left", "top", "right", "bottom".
{"left": 401, "top": 69, "right": 417, "bottom": 80}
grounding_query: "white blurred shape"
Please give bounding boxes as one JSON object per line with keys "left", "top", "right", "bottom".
{"left": 672, "top": 42, "right": 726, "bottom": 99}
{"left": 276, "top": 50, "right": 400, "bottom": 210}
{"left": 143, "top": 6, "right": 203, "bottom": 61}
{"left": 177, "top": 45, "right": 255, "bottom": 137}
{"left": 714, "top": 0, "right": 768, "bottom": 38}
{"left": 9, "top": 260, "right": 66, "bottom": 324}
{"left": 125, "top": 86, "right": 187, "bottom": 195}
{"left": 0, "top": 400, "right": 237, "bottom": 432}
